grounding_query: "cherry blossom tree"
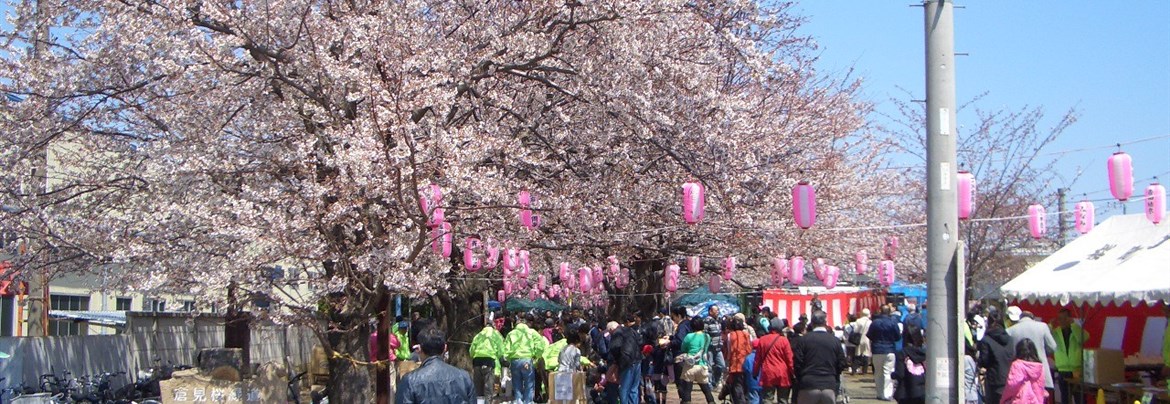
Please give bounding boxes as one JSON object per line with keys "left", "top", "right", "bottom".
{"left": 1, "top": 0, "right": 901, "bottom": 400}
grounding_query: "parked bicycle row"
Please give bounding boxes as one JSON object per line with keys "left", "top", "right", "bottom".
{"left": 0, "top": 360, "right": 192, "bottom": 404}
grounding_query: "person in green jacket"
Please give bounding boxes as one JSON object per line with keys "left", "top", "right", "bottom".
{"left": 505, "top": 314, "right": 547, "bottom": 404}
{"left": 470, "top": 319, "right": 505, "bottom": 400}
{"left": 392, "top": 318, "right": 411, "bottom": 362}
{"left": 1051, "top": 308, "right": 1089, "bottom": 404}
{"left": 681, "top": 317, "right": 717, "bottom": 404}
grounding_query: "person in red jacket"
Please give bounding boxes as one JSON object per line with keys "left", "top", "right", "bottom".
{"left": 753, "top": 322, "right": 795, "bottom": 404}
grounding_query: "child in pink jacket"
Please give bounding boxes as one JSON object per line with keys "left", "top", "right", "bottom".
{"left": 1001, "top": 339, "right": 1048, "bottom": 404}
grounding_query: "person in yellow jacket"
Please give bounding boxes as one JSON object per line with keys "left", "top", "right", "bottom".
{"left": 470, "top": 319, "right": 505, "bottom": 400}
{"left": 505, "top": 314, "right": 547, "bottom": 404}
{"left": 1051, "top": 308, "right": 1089, "bottom": 404}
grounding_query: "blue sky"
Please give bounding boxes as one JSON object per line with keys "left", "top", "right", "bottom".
{"left": 797, "top": 1, "right": 1170, "bottom": 221}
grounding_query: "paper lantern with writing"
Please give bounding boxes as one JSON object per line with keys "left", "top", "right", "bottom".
{"left": 722, "top": 256, "right": 736, "bottom": 281}
{"left": 518, "top": 250, "right": 531, "bottom": 279}
{"left": 682, "top": 180, "right": 706, "bottom": 224}
{"left": 484, "top": 242, "right": 500, "bottom": 270}
{"left": 854, "top": 250, "right": 868, "bottom": 275}
{"left": 615, "top": 267, "right": 630, "bottom": 289}
{"left": 431, "top": 222, "right": 452, "bottom": 257}
{"left": 537, "top": 275, "right": 546, "bottom": 292}
{"left": 789, "top": 256, "right": 805, "bottom": 285}
{"left": 527, "top": 288, "right": 539, "bottom": 301}
{"left": 708, "top": 274, "right": 721, "bottom": 293}
{"left": 607, "top": 256, "right": 620, "bottom": 279}
{"left": 878, "top": 260, "right": 896, "bottom": 287}
{"left": 463, "top": 237, "right": 482, "bottom": 272}
{"left": 883, "top": 236, "right": 900, "bottom": 260}
{"left": 665, "top": 264, "right": 681, "bottom": 292}
{"left": 824, "top": 266, "right": 841, "bottom": 290}
{"left": 592, "top": 265, "right": 604, "bottom": 286}
{"left": 771, "top": 257, "right": 787, "bottom": 287}
{"left": 419, "top": 183, "right": 442, "bottom": 214}
{"left": 559, "top": 262, "right": 571, "bottom": 283}
{"left": 1146, "top": 183, "right": 1166, "bottom": 224}
{"left": 1074, "top": 200, "right": 1095, "bottom": 234}
{"left": 503, "top": 248, "right": 519, "bottom": 273}
{"left": 497, "top": 290, "right": 505, "bottom": 302}
{"left": 1028, "top": 204, "right": 1047, "bottom": 239}
{"left": 503, "top": 279, "right": 514, "bottom": 295}
{"left": 577, "top": 268, "right": 593, "bottom": 293}
{"left": 792, "top": 181, "right": 817, "bottom": 229}
{"left": 958, "top": 170, "right": 976, "bottom": 220}
{"left": 1108, "top": 151, "right": 1134, "bottom": 201}
{"left": 686, "top": 256, "right": 701, "bottom": 276}
{"left": 429, "top": 208, "right": 445, "bottom": 229}
{"left": 778, "top": 257, "right": 791, "bottom": 280}
{"left": 813, "top": 258, "right": 826, "bottom": 280}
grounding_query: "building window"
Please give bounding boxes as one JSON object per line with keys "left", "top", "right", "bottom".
{"left": 116, "top": 298, "right": 132, "bottom": 311}
{"left": 145, "top": 298, "right": 166, "bottom": 312}
{"left": 180, "top": 301, "right": 196, "bottom": 312}
{"left": 48, "top": 294, "right": 90, "bottom": 336}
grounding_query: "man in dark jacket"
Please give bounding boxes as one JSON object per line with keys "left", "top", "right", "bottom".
{"left": 395, "top": 327, "right": 474, "bottom": 404}
{"left": 669, "top": 307, "right": 694, "bottom": 400}
{"left": 610, "top": 314, "right": 644, "bottom": 404}
{"left": 977, "top": 313, "right": 1013, "bottom": 404}
{"left": 866, "top": 306, "right": 902, "bottom": 401}
{"left": 793, "top": 311, "right": 847, "bottom": 404}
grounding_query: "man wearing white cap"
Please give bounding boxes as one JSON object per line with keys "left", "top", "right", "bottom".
{"left": 1005, "top": 306, "right": 1057, "bottom": 394}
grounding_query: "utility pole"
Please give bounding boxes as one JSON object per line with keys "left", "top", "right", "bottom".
{"left": 25, "top": 0, "right": 51, "bottom": 338}
{"left": 923, "top": 1, "right": 960, "bottom": 403}
{"left": 1057, "top": 188, "right": 1068, "bottom": 246}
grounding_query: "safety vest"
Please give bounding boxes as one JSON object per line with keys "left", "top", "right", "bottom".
{"left": 1051, "top": 322, "right": 1088, "bottom": 372}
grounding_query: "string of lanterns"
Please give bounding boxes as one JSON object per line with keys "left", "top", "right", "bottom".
{"left": 425, "top": 148, "right": 1165, "bottom": 309}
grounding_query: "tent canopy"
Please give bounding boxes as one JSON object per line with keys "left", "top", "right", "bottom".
{"left": 1000, "top": 213, "right": 1170, "bottom": 305}
{"left": 672, "top": 287, "right": 737, "bottom": 307}
{"left": 888, "top": 282, "right": 927, "bottom": 301}
{"left": 503, "top": 298, "right": 567, "bottom": 313}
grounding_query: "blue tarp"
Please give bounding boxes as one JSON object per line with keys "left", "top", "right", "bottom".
{"left": 888, "top": 282, "right": 928, "bottom": 301}
{"left": 672, "top": 287, "right": 741, "bottom": 317}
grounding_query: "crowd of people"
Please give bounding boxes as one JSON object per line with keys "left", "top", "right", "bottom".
{"left": 389, "top": 299, "right": 1165, "bottom": 404}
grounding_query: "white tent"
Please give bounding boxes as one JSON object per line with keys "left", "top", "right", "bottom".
{"left": 1001, "top": 212, "right": 1170, "bottom": 305}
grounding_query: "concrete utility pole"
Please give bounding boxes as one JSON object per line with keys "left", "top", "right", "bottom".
{"left": 923, "top": 1, "right": 960, "bottom": 402}
{"left": 1057, "top": 188, "right": 1068, "bottom": 246}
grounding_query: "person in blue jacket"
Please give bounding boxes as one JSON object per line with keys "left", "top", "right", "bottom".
{"left": 743, "top": 340, "right": 764, "bottom": 404}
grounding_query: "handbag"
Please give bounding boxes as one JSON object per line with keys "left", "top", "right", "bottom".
{"left": 682, "top": 333, "right": 711, "bottom": 384}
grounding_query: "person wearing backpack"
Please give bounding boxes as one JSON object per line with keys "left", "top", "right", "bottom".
{"left": 893, "top": 323, "right": 927, "bottom": 404}
{"left": 680, "top": 317, "right": 717, "bottom": 404}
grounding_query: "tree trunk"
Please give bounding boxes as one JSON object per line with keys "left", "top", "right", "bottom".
{"left": 326, "top": 318, "right": 374, "bottom": 404}
{"left": 438, "top": 287, "right": 484, "bottom": 371}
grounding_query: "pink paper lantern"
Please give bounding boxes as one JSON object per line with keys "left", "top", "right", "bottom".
{"left": 771, "top": 257, "right": 787, "bottom": 287}
{"left": 563, "top": 269, "right": 577, "bottom": 289}
{"left": 708, "top": 274, "right": 721, "bottom": 293}
{"left": 789, "top": 256, "right": 805, "bottom": 285}
{"left": 883, "top": 236, "right": 900, "bottom": 260}
{"left": 503, "top": 248, "right": 519, "bottom": 272}
{"left": 854, "top": 250, "right": 868, "bottom": 275}
{"left": 419, "top": 183, "right": 442, "bottom": 214}
{"left": 518, "top": 190, "right": 536, "bottom": 229}
{"left": 615, "top": 267, "right": 630, "bottom": 289}
{"left": 429, "top": 208, "right": 445, "bottom": 228}
{"left": 682, "top": 180, "right": 706, "bottom": 224}
{"left": 1146, "top": 182, "right": 1166, "bottom": 224}
{"left": 778, "top": 257, "right": 791, "bottom": 280}
{"left": 1074, "top": 200, "right": 1095, "bottom": 234}
{"left": 503, "top": 279, "right": 514, "bottom": 295}
{"left": 665, "top": 264, "right": 681, "bottom": 292}
{"left": 878, "top": 260, "right": 895, "bottom": 287}
{"left": 497, "top": 290, "right": 505, "bottom": 302}
{"left": 813, "top": 258, "right": 826, "bottom": 280}
{"left": 824, "top": 266, "right": 840, "bottom": 290}
{"left": 722, "top": 256, "right": 736, "bottom": 281}
{"left": 577, "top": 267, "right": 593, "bottom": 292}
{"left": 1108, "top": 151, "right": 1134, "bottom": 201}
{"left": 484, "top": 243, "right": 500, "bottom": 270}
{"left": 792, "top": 181, "right": 817, "bottom": 229}
{"left": 686, "top": 256, "right": 701, "bottom": 276}
{"left": 607, "top": 256, "right": 620, "bottom": 279}
{"left": 537, "top": 275, "right": 546, "bottom": 291}
{"left": 518, "top": 250, "right": 531, "bottom": 279}
{"left": 526, "top": 288, "right": 538, "bottom": 301}
{"left": 431, "top": 222, "right": 452, "bottom": 258}
{"left": 1028, "top": 204, "right": 1047, "bottom": 239}
{"left": 463, "top": 237, "right": 482, "bottom": 272}
{"left": 559, "top": 262, "right": 571, "bottom": 282}
{"left": 958, "top": 170, "right": 976, "bottom": 220}
{"left": 592, "top": 265, "right": 604, "bottom": 285}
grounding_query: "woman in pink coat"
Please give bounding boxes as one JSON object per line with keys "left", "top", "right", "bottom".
{"left": 1000, "top": 339, "right": 1048, "bottom": 404}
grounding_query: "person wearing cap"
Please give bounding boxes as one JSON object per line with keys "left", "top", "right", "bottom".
{"left": 867, "top": 306, "right": 902, "bottom": 401}
{"left": 735, "top": 312, "right": 757, "bottom": 341}
{"left": 1005, "top": 306, "right": 1057, "bottom": 395}
{"left": 793, "top": 311, "right": 848, "bottom": 404}
{"left": 1050, "top": 308, "right": 1089, "bottom": 404}
{"left": 505, "top": 314, "right": 548, "bottom": 404}
{"left": 469, "top": 316, "right": 505, "bottom": 400}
